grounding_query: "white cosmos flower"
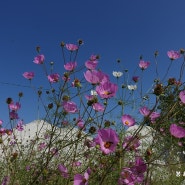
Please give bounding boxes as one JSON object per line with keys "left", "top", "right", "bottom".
{"left": 127, "top": 84, "right": 137, "bottom": 91}
{"left": 112, "top": 71, "right": 123, "bottom": 78}
{"left": 91, "top": 90, "right": 98, "bottom": 96}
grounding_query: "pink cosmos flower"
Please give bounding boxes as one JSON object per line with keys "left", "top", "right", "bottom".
{"left": 64, "top": 61, "right": 77, "bottom": 71}
{"left": 167, "top": 50, "right": 181, "bottom": 60}
{"left": 179, "top": 90, "right": 185, "bottom": 104}
{"left": 139, "top": 60, "right": 150, "bottom": 70}
{"left": 0, "top": 120, "right": 3, "bottom": 125}
{"left": 76, "top": 118, "right": 85, "bottom": 129}
{"left": 47, "top": 73, "right": 60, "bottom": 83}
{"left": 96, "top": 81, "right": 118, "bottom": 99}
{"left": 62, "top": 101, "right": 78, "bottom": 113}
{"left": 90, "top": 54, "right": 98, "bottom": 61}
{"left": 85, "top": 60, "right": 98, "bottom": 70}
{"left": 1, "top": 176, "right": 10, "bottom": 185}
{"left": 16, "top": 120, "right": 24, "bottom": 131}
{"left": 0, "top": 128, "right": 6, "bottom": 135}
{"left": 74, "top": 169, "right": 91, "bottom": 185}
{"left": 134, "top": 157, "right": 147, "bottom": 174}
{"left": 122, "top": 136, "right": 140, "bottom": 151}
{"left": 118, "top": 157, "right": 147, "bottom": 185}
{"left": 84, "top": 70, "right": 109, "bottom": 84}
{"left": 118, "top": 167, "right": 135, "bottom": 185}
{"left": 33, "top": 54, "right": 45, "bottom": 64}
{"left": 94, "top": 128, "right": 119, "bottom": 154}
{"left": 38, "top": 142, "right": 47, "bottom": 150}
{"left": 58, "top": 164, "right": 69, "bottom": 179}
{"left": 23, "top": 72, "right": 35, "bottom": 80}
{"left": 92, "top": 102, "right": 105, "bottom": 112}
{"left": 65, "top": 43, "right": 78, "bottom": 51}
{"left": 150, "top": 111, "right": 160, "bottom": 123}
{"left": 139, "top": 106, "right": 150, "bottom": 116}
{"left": 9, "top": 102, "right": 21, "bottom": 111}
{"left": 9, "top": 111, "right": 19, "bottom": 120}
{"left": 122, "top": 114, "right": 135, "bottom": 127}
{"left": 170, "top": 124, "right": 185, "bottom": 138}
{"left": 73, "top": 161, "right": 81, "bottom": 167}
{"left": 132, "top": 76, "right": 139, "bottom": 83}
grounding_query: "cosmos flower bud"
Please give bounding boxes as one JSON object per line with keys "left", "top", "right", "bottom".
{"left": 153, "top": 84, "right": 163, "bottom": 96}
{"left": 6, "top": 98, "right": 12, "bottom": 104}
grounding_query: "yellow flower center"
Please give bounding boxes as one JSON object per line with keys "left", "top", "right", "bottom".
{"left": 104, "top": 91, "right": 111, "bottom": 95}
{"left": 125, "top": 120, "right": 129, "bottom": 125}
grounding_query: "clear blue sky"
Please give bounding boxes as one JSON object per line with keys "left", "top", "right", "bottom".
{"left": 1, "top": 0, "right": 185, "bottom": 126}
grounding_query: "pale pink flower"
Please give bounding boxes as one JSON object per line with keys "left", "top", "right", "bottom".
{"left": 9, "top": 102, "right": 21, "bottom": 111}
{"left": 1, "top": 176, "right": 10, "bottom": 185}
{"left": 9, "top": 111, "right": 19, "bottom": 120}
{"left": 16, "top": 120, "right": 24, "bottom": 131}
{"left": 94, "top": 128, "right": 119, "bottom": 154}
{"left": 74, "top": 169, "right": 91, "bottom": 185}
{"left": 139, "top": 106, "right": 150, "bottom": 116}
{"left": 23, "top": 72, "right": 35, "bottom": 80}
{"left": 62, "top": 101, "right": 78, "bottom": 113}
{"left": 122, "top": 114, "right": 135, "bottom": 127}
{"left": 73, "top": 161, "right": 81, "bottom": 167}
{"left": 167, "top": 50, "right": 181, "bottom": 60}
{"left": 85, "top": 60, "right": 98, "bottom": 70}
{"left": 33, "top": 54, "right": 45, "bottom": 64}
{"left": 150, "top": 112, "right": 160, "bottom": 123}
{"left": 77, "top": 118, "right": 85, "bottom": 129}
{"left": 179, "top": 90, "right": 185, "bottom": 104}
{"left": 170, "top": 124, "right": 185, "bottom": 138}
{"left": 47, "top": 73, "right": 60, "bottom": 83}
{"left": 65, "top": 43, "right": 78, "bottom": 51}
{"left": 96, "top": 81, "right": 118, "bottom": 99}
{"left": 64, "top": 61, "right": 77, "bottom": 71}
{"left": 38, "top": 142, "right": 47, "bottom": 150}
{"left": 84, "top": 70, "right": 109, "bottom": 84}
{"left": 139, "top": 60, "right": 150, "bottom": 70}
{"left": 122, "top": 136, "right": 140, "bottom": 151}
{"left": 58, "top": 164, "right": 69, "bottom": 178}
{"left": 92, "top": 102, "right": 105, "bottom": 112}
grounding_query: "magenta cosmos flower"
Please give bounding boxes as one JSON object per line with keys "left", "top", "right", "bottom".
{"left": 122, "top": 114, "right": 135, "bottom": 127}
{"left": 92, "top": 102, "right": 105, "bottom": 112}
{"left": 170, "top": 124, "right": 185, "bottom": 138}
{"left": 9, "top": 102, "right": 21, "bottom": 111}
{"left": 64, "top": 61, "right": 77, "bottom": 71}
{"left": 9, "top": 111, "right": 19, "bottom": 120}
{"left": 33, "top": 54, "right": 45, "bottom": 64}
{"left": 139, "top": 60, "right": 150, "bottom": 70}
{"left": 179, "top": 90, "right": 185, "bottom": 104}
{"left": 74, "top": 170, "right": 90, "bottom": 185}
{"left": 84, "top": 70, "right": 109, "bottom": 85}
{"left": 96, "top": 81, "right": 118, "bottom": 99}
{"left": 16, "top": 120, "right": 24, "bottom": 131}
{"left": 85, "top": 60, "right": 98, "bottom": 70}
{"left": 94, "top": 128, "right": 119, "bottom": 154}
{"left": 47, "top": 73, "right": 60, "bottom": 83}
{"left": 139, "top": 106, "right": 150, "bottom": 116}
{"left": 62, "top": 101, "right": 78, "bottom": 113}
{"left": 122, "top": 136, "right": 140, "bottom": 151}
{"left": 65, "top": 43, "right": 78, "bottom": 51}
{"left": 23, "top": 72, "right": 35, "bottom": 80}
{"left": 58, "top": 164, "right": 69, "bottom": 179}
{"left": 167, "top": 50, "right": 181, "bottom": 60}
